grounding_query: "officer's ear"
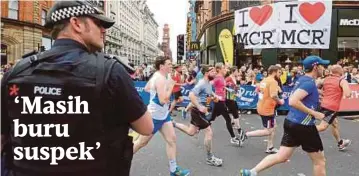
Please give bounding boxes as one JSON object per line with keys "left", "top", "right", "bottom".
{"left": 69, "top": 17, "right": 88, "bottom": 33}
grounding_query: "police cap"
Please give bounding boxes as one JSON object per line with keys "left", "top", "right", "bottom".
{"left": 45, "top": 0, "right": 115, "bottom": 29}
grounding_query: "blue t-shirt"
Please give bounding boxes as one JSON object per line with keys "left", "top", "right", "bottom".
{"left": 286, "top": 75, "right": 319, "bottom": 126}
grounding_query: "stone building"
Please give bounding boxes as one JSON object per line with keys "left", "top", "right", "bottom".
{"left": 1, "top": 0, "right": 55, "bottom": 65}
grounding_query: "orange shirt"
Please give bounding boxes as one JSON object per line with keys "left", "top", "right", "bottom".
{"left": 257, "top": 77, "right": 279, "bottom": 116}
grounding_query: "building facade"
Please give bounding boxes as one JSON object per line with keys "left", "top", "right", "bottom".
{"left": 194, "top": 0, "right": 359, "bottom": 68}
{"left": 105, "top": 0, "right": 159, "bottom": 66}
{"left": 1, "top": 0, "right": 55, "bottom": 65}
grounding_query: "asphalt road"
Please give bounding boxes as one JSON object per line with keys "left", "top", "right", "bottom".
{"left": 130, "top": 113, "right": 359, "bottom": 176}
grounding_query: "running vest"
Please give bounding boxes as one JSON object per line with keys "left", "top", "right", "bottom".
{"left": 3, "top": 47, "right": 133, "bottom": 176}
{"left": 147, "top": 72, "right": 170, "bottom": 120}
{"left": 321, "top": 76, "right": 344, "bottom": 111}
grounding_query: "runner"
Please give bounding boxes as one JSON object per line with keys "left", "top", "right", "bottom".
{"left": 133, "top": 57, "right": 190, "bottom": 176}
{"left": 169, "top": 64, "right": 185, "bottom": 115}
{"left": 211, "top": 62, "right": 240, "bottom": 145}
{"left": 240, "top": 56, "right": 328, "bottom": 176}
{"left": 316, "top": 64, "right": 352, "bottom": 151}
{"left": 241, "top": 65, "right": 284, "bottom": 154}
{"left": 173, "top": 65, "right": 223, "bottom": 167}
{"left": 225, "top": 66, "right": 245, "bottom": 145}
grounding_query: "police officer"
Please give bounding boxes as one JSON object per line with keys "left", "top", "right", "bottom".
{"left": 1, "top": 1, "right": 153, "bottom": 176}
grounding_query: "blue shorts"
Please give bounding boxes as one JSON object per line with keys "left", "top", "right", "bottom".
{"left": 152, "top": 115, "right": 172, "bottom": 134}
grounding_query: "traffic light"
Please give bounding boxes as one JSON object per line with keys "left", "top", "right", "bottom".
{"left": 177, "top": 34, "right": 184, "bottom": 60}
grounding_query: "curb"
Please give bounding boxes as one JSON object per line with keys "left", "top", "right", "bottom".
{"left": 341, "top": 115, "right": 359, "bottom": 120}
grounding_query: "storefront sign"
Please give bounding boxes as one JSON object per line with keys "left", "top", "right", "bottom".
{"left": 218, "top": 29, "right": 234, "bottom": 65}
{"left": 339, "top": 19, "right": 359, "bottom": 26}
{"left": 190, "top": 42, "right": 200, "bottom": 51}
{"left": 235, "top": 1, "right": 332, "bottom": 49}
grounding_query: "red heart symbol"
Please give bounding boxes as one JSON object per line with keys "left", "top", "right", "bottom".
{"left": 249, "top": 5, "right": 273, "bottom": 26}
{"left": 299, "top": 2, "right": 326, "bottom": 24}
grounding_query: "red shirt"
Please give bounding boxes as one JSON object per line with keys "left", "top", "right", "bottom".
{"left": 172, "top": 72, "right": 182, "bottom": 93}
{"left": 321, "top": 76, "right": 343, "bottom": 111}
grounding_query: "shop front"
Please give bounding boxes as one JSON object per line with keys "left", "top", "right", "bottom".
{"left": 198, "top": 5, "right": 359, "bottom": 68}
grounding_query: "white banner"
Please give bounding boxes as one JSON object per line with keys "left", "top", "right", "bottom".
{"left": 234, "top": 0, "right": 332, "bottom": 49}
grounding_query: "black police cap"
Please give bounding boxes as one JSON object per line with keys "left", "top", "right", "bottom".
{"left": 45, "top": 0, "right": 115, "bottom": 29}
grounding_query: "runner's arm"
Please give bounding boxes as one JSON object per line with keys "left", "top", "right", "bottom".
{"left": 189, "top": 92, "right": 201, "bottom": 109}
{"left": 289, "top": 89, "right": 317, "bottom": 117}
{"left": 156, "top": 77, "right": 174, "bottom": 104}
{"left": 269, "top": 81, "right": 282, "bottom": 103}
{"left": 144, "top": 80, "right": 151, "bottom": 92}
{"left": 340, "top": 79, "right": 352, "bottom": 98}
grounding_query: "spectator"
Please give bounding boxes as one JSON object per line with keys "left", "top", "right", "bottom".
{"left": 351, "top": 68, "right": 359, "bottom": 83}
{"left": 343, "top": 67, "right": 352, "bottom": 83}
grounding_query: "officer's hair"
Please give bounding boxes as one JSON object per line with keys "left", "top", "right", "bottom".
{"left": 268, "top": 65, "right": 281, "bottom": 75}
{"left": 51, "top": 21, "right": 69, "bottom": 39}
{"left": 154, "top": 56, "right": 170, "bottom": 71}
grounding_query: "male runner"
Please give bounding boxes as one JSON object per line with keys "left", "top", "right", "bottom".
{"left": 316, "top": 65, "right": 352, "bottom": 151}
{"left": 225, "top": 66, "right": 245, "bottom": 145}
{"left": 173, "top": 65, "right": 223, "bottom": 167}
{"left": 170, "top": 64, "right": 185, "bottom": 114}
{"left": 240, "top": 56, "right": 328, "bottom": 176}
{"left": 212, "top": 63, "right": 240, "bottom": 145}
{"left": 133, "top": 57, "right": 190, "bottom": 176}
{"left": 241, "top": 65, "right": 284, "bottom": 154}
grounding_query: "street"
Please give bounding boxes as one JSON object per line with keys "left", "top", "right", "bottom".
{"left": 131, "top": 113, "right": 359, "bottom": 176}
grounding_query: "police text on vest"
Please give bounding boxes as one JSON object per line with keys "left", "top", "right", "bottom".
{"left": 34, "top": 86, "right": 62, "bottom": 96}
{"left": 14, "top": 96, "right": 90, "bottom": 114}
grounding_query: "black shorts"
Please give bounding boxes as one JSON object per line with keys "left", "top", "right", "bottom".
{"left": 225, "top": 100, "right": 239, "bottom": 119}
{"left": 190, "top": 108, "right": 211, "bottom": 130}
{"left": 320, "top": 107, "right": 338, "bottom": 124}
{"left": 281, "top": 119, "right": 323, "bottom": 153}
{"left": 172, "top": 91, "right": 182, "bottom": 100}
{"left": 210, "top": 101, "right": 229, "bottom": 121}
{"left": 260, "top": 115, "right": 275, "bottom": 128}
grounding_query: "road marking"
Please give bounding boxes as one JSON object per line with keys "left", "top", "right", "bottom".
{"left": 297, "top": 173, "right": 306, "bottom": 176}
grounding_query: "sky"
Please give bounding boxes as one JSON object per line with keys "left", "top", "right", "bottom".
{"left": 146, "top": 0, "right": 189, "bottom": 62}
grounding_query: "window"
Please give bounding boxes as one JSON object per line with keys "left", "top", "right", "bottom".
{"left": 41, "top": 10, "right": 47, "bottom": 26}
{"left": 338, "top": 37, "right": 359, "bottom": 65}
{"left": 42, "top": 37, "right": 52, "bottom": 51}
{"left": 8, "top": 0, "right": 19, "bottom": 20}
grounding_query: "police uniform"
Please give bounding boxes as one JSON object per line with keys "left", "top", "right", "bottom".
{"left": 1, "top": 1, "right": 145, "bottom": 176}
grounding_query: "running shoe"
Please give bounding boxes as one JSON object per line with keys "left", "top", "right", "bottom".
{"left": 170, "top": 167, "right": 190, "bottom": 176}
{"left": 206, "top": 155, "right": 223, "bottom": 167}
{"left": 230, "top": 137, "right": 240, "bottom": 145}
{"left": 240, "top": 169, "right": 252, "bottom": 176}
{"left": 338, "top": 139, "right": 352, "bottom": 151}
{"left": 238, "top": 130, "right": 246, "bottom": 147}
{"left": 265, "top": 147, "right": 279, "bottom": 154}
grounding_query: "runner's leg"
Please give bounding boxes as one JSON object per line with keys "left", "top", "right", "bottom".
{"left": 133, "top": 135, "right": 154, "bottom": 154}
{"left": 251, "top": 146, "right": 295, "bottom": 174}
{"left": 308, "top": 151, "right": 326, "bottom": 176}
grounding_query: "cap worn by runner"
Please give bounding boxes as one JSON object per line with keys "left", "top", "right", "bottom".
{"left": 302, "top": 56, "right": 330, "bottom": 71}
{"left": 45, "top": 0, "right": 115, "bottom": 29}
